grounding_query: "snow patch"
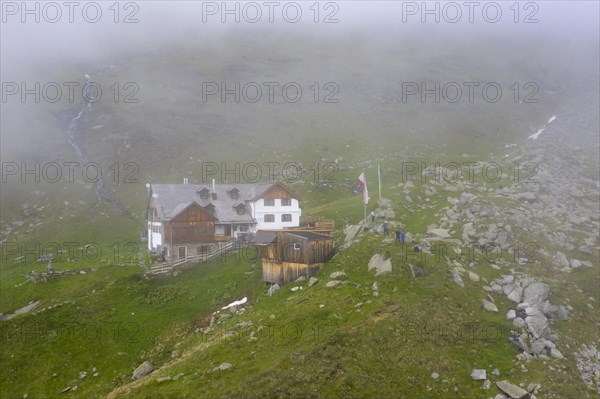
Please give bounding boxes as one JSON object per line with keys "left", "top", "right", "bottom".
{"left": 221, "top": 297, "right": 247, "bottom": 310}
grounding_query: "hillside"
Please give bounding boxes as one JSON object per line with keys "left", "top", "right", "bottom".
{"left": 1, "top": 5, "right": 599, "bottom": 399}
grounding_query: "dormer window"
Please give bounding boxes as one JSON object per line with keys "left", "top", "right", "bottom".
{"left": 198, "top": 188, "right": 210, "bottom": 200}
{"left": 203, "top": 203, "right": 215, "bottom": 216}
{"left": 234, "top": 203, "right": 246, "bottom": 215}
{"left": 228, "top": 188, "right": 240, "bottom": 200}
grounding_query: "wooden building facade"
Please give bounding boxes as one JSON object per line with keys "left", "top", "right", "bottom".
{"left": 253, "top": 231, "right": 334, "bottom": 285}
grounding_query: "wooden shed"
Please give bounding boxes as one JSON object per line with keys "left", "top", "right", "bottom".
{"left": 252, "top": 231, "right": 334, "bottom": 285}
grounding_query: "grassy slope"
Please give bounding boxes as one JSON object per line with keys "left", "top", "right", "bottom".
{"left": 1, "top": 31, "right": 598, "bottom": 398}
{"left": 110, "top": 231, "right": 596, "bottom": 399}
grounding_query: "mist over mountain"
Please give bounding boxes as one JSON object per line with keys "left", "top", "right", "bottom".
{"left": 1, "top": 2, "right": 598, "bottom": 398}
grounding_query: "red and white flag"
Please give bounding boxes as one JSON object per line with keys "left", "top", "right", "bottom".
{"left": 358, "top": 172, "right": 370, "bottom": 205}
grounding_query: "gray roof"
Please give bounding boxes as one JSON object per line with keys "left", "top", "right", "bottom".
{"left": 251, "top": 231, "right": 278, "bottom": 245}
{"left": 251, "top": 230, "right": 332, "bottom": 245}
{"left": 284, "top": 231, "right": 333, "bottom": 241}
{"left": 151, "top": 183, "right": 278, "bottom": 223}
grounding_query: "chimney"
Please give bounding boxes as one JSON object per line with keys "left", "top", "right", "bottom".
{"left": 183, "top": 177, "right": 188, "bottom": 185}
{"left": 211, "top": 179, "right": 217, "bottom": 200}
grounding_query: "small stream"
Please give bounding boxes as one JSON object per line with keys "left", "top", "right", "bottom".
{"left": 65, "top": 76, "right": 132, "bottom": 217}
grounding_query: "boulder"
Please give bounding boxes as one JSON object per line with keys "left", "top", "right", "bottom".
{"left": 341, "top": 225, "right": 362, "bottom": 250}
{"left": 482, "top": 299, "right": 498, "bottom": 312}
{"left": 132, "top": 361, "right": 155, "bottom": 380}
{"left": 496, "top": 380, "right": 529, "bottom": 399}
{"left": 522, "top": 283, "right": 550, "bottom": 305}
{"left": 506, "top": 310, "right": 516, "bottom": 320}
{"left": 530, "top": 341, "right": 545, "bottom": 355}
{"left": 326, "top": 280, "right": 343, "bottom": 288}
{"left": 430, "top": 228, "right": 450, "bottom": 238}
{"left": 507, "top": 286, "right": 523, "bottom": 303}
{"left": 516, "top": 192, "right": 537, "bottom": 203}
{"left": 452, "top": 269, "right": 465, "bottom": 287}
{"left": 556, "top": 305, "right": 569, "bottom": 320}
{"left": 471, "top": 369, "right": 487, "bottom": 380}
{"left": 409, "top": 264, "right": 426, "bottom": 278}
{"left": 554, "top": 252, "right": 570, "bottom": 268}
{"left": 503, "top": 283, "right": 516, "bottom": 296}
{"left": 267, "top": 284, "right": 280, "bottom": 296}
{"left": 468, "top": 271, "right": 480, "bottom": 282}
{"left": 491, "top": 283, "right": 503, "bottom": 294}
{"left": 367, "top": 254, "right": 392, "bottom": 276}
{"left": 329, "top": 271, "right": 347, "bottom": 280}
{"left": 308, "top": 277, "right": 318, "bottom": 287}
{"left": 219, "top": 362, "right": 232, "bottom": 370}
{"left": 525, "top": 314, "right": 550, "bottom": 339}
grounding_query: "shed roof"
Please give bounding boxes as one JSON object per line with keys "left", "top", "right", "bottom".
{"left": 283, "top": 231, "right": 333, "bottom": 241}
{"left": 251, "top": 231, "right": 278, "bottom": 245}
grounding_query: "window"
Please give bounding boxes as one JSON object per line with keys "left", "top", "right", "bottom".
{"left": 264, "top": 214, "right": 275, "bottom": 223}
{"left": 281, "top": 198, "right": 291, "bottom": 206}
{"left": 197, "top": 244, "right": 211, "bottom": 255}
{"left": 198, "top": 188, "right": 210, "bottom": 200}
{"left": 264, "top": 198, "right": 275, "bottom": 206}
{"left": 228, "top": 188, "right": 239, "bottom": 200}
{"left": 282, "top": 214, "right": 292, "bottom": 222}
{"left": 234, "top": 204, "right": 246, "bottom": 215}
{"left": 204, "top": 204, "right": 215, "bottom": 215}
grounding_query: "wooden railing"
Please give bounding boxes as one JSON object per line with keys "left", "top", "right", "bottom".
{"left": 145, "top": 241, "right": 239, "bottom": 277}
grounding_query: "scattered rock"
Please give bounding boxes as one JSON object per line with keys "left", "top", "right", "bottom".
{"left": 516, "top": 192, "right": 537, "bottom": 203}
{"left": 431, "top": 372, "right": 439, "bottom": 379}
{"left": 267, "top": 284, "right": 280, "bottom": 296}
{"left": 506, "top": 310, "right": 516, "bottom": 320}
{"left": 496, "top": 380, "right": 529, "bottom": 399}
{"left": 506, "top": 286, "right": 524, "bottom": 303}
{"left": 556, "top": 305, "right": 569, "bottom": 320}
{"left": 554, "top": 252, "right": 570, "bottom": 268}
{"left": 482, "top": 299, "right": 498, "bottom": 312}
{"left": 452, "top": 269, "right": 464, "bottom": 287}
{"left": 430, "top": 228, "right": 450, "bottom": 238}
{"left": 409, "top": 264, "right": 426, "bottom": 278}
{"left": 329, "top": 271, "right": 347, "bottom": 280}
{"left": 471, "top": 369, "right": 487, "bottom": 380}
{"left": 326, "top": 280, "right": 343, "bottom": 288}
{"left": 219, "top": 362, "right": 232, "bottom": 370}
{"left": 367, "top": 254, "right": 392, "bottom": 276}
{"left": 132, "top": 361, "right": 155, "bottom": 380}
{"left": 522, "top": 283, "right": 550, "bottom": 305}
{"left": 308, "top": 277, "right": 318, "bottom": 287}
{"left": 468, "top": 271, "right": 480, "bottom": 282}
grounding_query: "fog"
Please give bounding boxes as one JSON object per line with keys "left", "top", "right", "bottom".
{"left": 2, "top": 1, "right": 598, "bottom": 75}
{"left": 1, "top": 3, "right": 600, "bottom": 398}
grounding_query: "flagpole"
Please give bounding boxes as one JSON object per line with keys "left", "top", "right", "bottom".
{"left": 378, "top": 164, "right": 381, "bottom": 200}
{"left": 363, "top": 169, "right": 367, "bottom": 224}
